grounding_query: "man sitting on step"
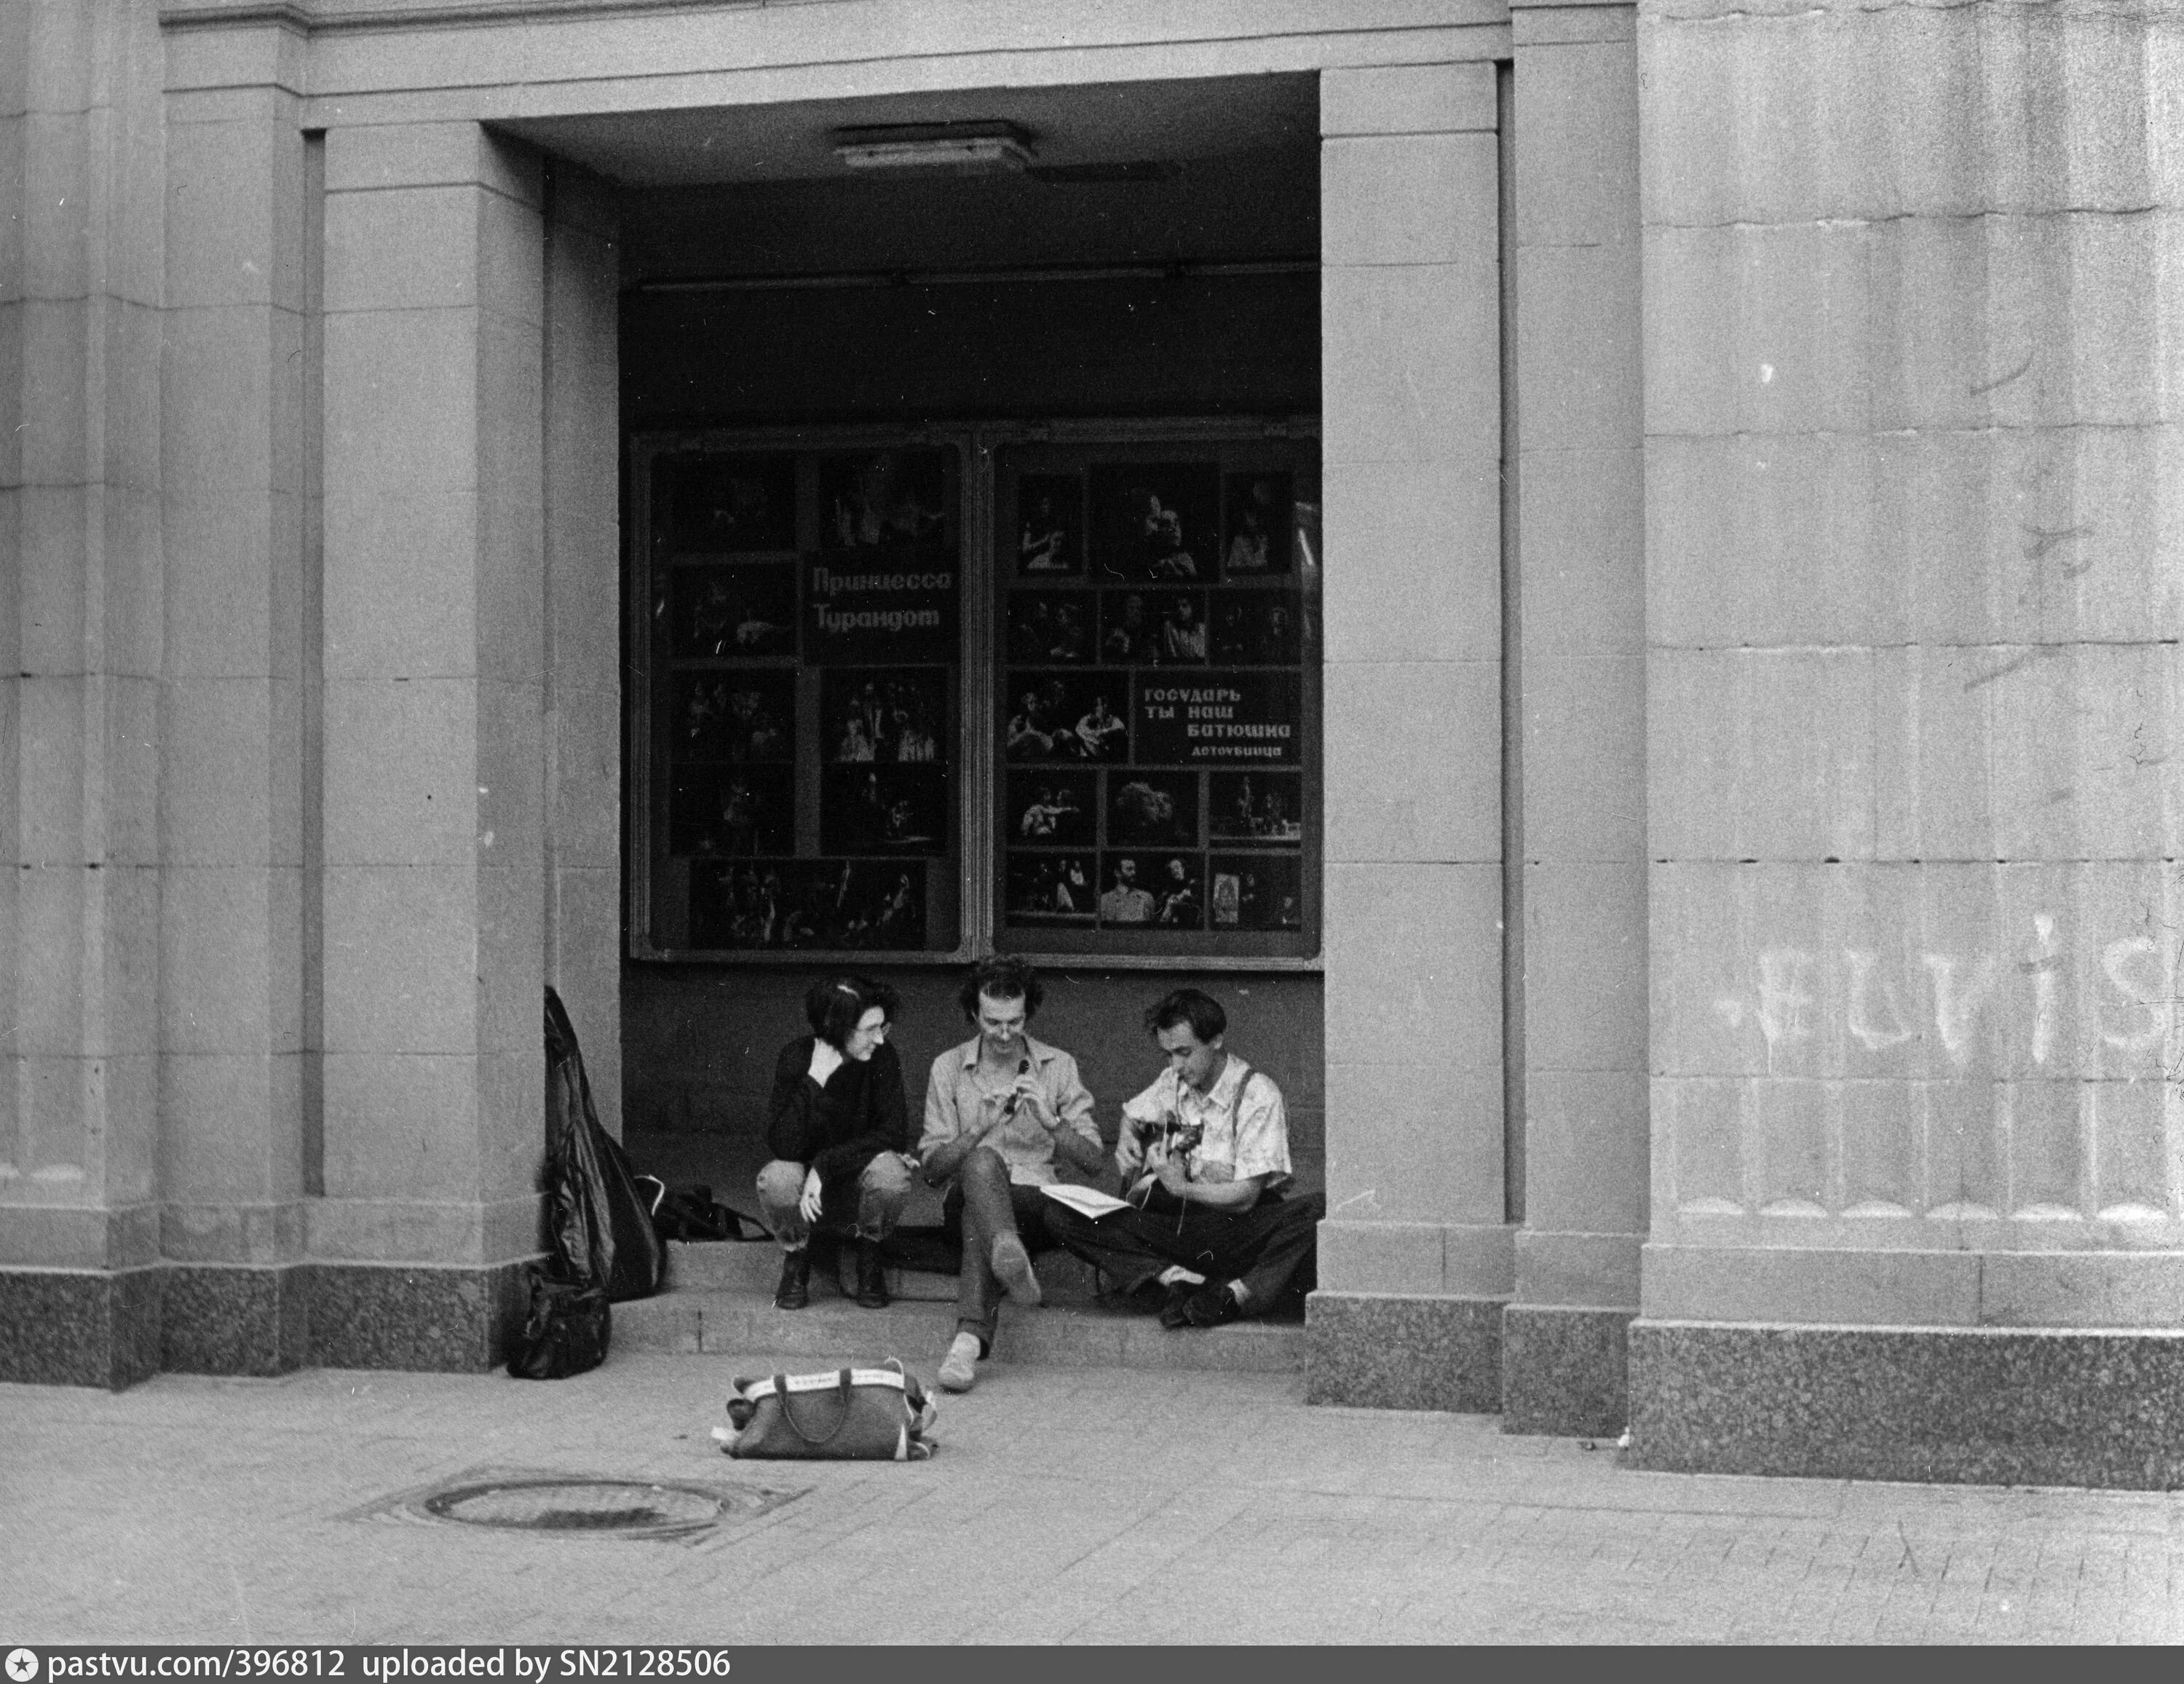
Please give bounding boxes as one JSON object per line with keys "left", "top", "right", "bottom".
{"left": 1045, "top": 988, "right": 1322, "bottom": 1329}
{"left": 919, "top": 956, "right": 1104, "bottom": 1394}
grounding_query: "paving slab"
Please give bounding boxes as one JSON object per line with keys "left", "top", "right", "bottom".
{"left": 4, "top": 1354, "right": 2180, "bottom": 1645}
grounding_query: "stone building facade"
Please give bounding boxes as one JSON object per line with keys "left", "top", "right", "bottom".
{"left": 2, "top": 0, "right": 2180, "bottom": 1487}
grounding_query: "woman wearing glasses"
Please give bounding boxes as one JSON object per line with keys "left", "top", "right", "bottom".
{"left": 757, "top": 976, "right": 915, "bottom": 1311}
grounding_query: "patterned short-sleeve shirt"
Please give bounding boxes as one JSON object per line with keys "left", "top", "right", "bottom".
{"left": 1115, "top": 1055, "right": 1290, "bottom": 1191}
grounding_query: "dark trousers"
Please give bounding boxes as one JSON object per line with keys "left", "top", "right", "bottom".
{"left": 1045, "top": 1187, "right": 1324, "bottom": 1311}
{"left": 941, "top": 1146, "right": 1061, "bottom": 1353}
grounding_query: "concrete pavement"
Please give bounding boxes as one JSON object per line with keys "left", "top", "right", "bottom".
{"left": 4, "top": 1353, "right": 2180, "bottom": 1645}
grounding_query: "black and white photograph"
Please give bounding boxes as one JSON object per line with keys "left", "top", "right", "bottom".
{"left": 1005, "top": 590, "right": 1095, "bottom": 663}
{"left": 1221, "top": 470, "right": 1292, "bottom": 575}
{"left": 670, "top": 671, "right": 795, "bottom": 763}
{"left": 1013, "top": 473, "right": 1082, "bottom": 575}
{"left": 1209, "top": 591, "right": 1304, "bottom": 665}
{"left": 1089, "top": 461, "right": 1221, "bottom": 581}
{"left": 1099, "top": 588, "right": 1207, "bottom": 665}
{"left": 1107, "top": 770, "right": 1199, "bottom": 848}
{"left": 1209, "top": 853, "right": 1304, "bottom": 930}
{"left": 820, "top": 764, "right": 949, "bottom": 854}
{"left": 689, "top": 858, "right": 925, "bottom": 951}
{"left": 667, "top": 561, "right": 799, "bottom": 658}
{"left": 654, "top": 450, "right": 799, "bottom": 553}
{"left": 31, "top": 0, "right": 2181, "bottom": 1651}
{"left": 1002, "top": 670, "right": 1130, "bottom": 763}
{"left": 1005, "top": 769, "right": 1096, "bottom": 847}
{"left": 1097, "top": 850, "right": 1203, "bottom": 928}
{"left": 1002, "top": 850, "right": 1096, "bottom": 923}
{"left": 818, "top": 447, "right": 951, "bottom": 550}
{"left": 667, "top": 763, "right": 794, "bottom": 857}
{"left": 1208, "top": 770, "right": 1305, "bottom": 845}
{"left": 820, "top": 667, "right": 947, "bottom": 764}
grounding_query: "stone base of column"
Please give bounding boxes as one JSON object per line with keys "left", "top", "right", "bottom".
{"left": 1305, "top": 1291, "right": 1504, "bottom": 1412}
{"left": 1501, "top": 1304, "right": 1634, "bottom": 1438}
{"left": 163, "top": 1264, "right": 312, "bottom": 1376}
{"left": 0, "top": 1266, "right": 164, "bottom": 1389}
{"left": 304, "top": 1262, "right": 533, "bottom": 1373}
{"left": 1628, "top": 1320, "right": 2184, "bottom": 1490}
{"left": 0, "top": 1260, "right": 534, "bottom": 1386}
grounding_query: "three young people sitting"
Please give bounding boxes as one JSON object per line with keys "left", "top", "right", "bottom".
{"left": 755, "top": 960, "right": 1323, "bottom": 1397}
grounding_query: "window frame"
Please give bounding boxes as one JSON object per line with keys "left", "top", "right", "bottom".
{"left": 627, "top": 415, "right": 1322, "bottom": 971}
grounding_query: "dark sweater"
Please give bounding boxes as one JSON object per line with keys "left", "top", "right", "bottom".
{"left": 765, "top": 1036, "right": 911, "bottom": 1200}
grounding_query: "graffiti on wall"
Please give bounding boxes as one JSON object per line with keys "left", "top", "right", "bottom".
{"left": 1668, "top": 906, "right": 2184, "bottom": 1225}
{"left": 1709, "top": 917, "right": 2177, "bottom": 1072}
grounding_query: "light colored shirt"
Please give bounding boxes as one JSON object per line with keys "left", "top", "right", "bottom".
{"left": 920, "top": 1033, "right": 1100, "bottom": 1187}
{"left": 1116, "top": 1056, "right": 1290, "bottom": 1192}
{"left": 1101, "top": 885, "right": 1154, "bottom": 922}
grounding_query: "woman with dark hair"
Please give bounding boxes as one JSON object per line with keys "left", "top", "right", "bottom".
{"left": 758, "top": 976, "right": 914, "bottom": 1311}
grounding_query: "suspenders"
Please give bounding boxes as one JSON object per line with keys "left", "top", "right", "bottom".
{"left": 1199, "top": 1060, "right": 1257, "bottom": 1177}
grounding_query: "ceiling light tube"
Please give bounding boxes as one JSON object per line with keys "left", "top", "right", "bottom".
{"left": 832, "top": 121, "right": 1035, "bottom": 173}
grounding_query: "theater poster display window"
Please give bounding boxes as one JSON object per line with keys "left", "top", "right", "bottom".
{"left": 630, "top": 422, "right": 1318, "bottom": 965}
{"left": 630, "top": 430, "right": 964, "bottom": 957}
{"left": 994, "top": 433, "right": 1320, "bottom": 961}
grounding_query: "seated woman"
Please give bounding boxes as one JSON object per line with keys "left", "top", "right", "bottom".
{"left": 757, "top": 976, "right": 914, "bottom": 1311}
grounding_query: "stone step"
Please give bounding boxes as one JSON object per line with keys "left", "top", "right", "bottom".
{"left": 662, "top": 1237, "right": 1103, "bottom": 1305}
{"left": 614, "top": 1287, "right": 1303, "bottom": 1375}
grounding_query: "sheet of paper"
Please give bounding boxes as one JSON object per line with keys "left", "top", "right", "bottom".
{"left": 1038, "top": 1182, "right": 1133, "bottom": 1219}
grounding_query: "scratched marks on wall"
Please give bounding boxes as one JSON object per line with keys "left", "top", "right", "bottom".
{"left": 1648, "top": 641, "right": 2181, "bottom": 866}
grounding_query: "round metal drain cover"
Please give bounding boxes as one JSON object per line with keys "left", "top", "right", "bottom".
{"left": 423, "top": 1478, "right": 733, "bottom": 1538}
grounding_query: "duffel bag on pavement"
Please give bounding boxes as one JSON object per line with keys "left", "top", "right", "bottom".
{"left": 506, "top": 1266, "right": 611, "bottom": 1380}
{"left": 713, "top": 1361, "right": 936, "bottom": 1460}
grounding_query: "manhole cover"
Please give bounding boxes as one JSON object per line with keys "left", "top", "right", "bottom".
{"left": 427, "top": 1478, "right": 731, "bottom": 1538}
{"left": 346, "top": 1466, "right": 805, "bottom": 1543}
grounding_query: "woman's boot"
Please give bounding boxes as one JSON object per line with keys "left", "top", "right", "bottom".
{"left": 854, "top": 1239, "right": 890, "bottom": 1309}
{"left": 774, "top": 1246, "right": 811, "bottom": 1310}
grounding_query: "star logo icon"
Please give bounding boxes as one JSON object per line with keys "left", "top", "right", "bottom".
{"left": 6, "top": 1650, "right": 39, "bottom": 1683}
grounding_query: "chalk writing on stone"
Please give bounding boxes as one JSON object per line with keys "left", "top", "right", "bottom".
{"left": 1706, "top": 916, "right": 2183, "bottom": 1072}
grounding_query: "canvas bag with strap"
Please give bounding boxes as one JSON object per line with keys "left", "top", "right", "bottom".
{"left": 713, "top": 1361, "right": 937, "bottom": 1461}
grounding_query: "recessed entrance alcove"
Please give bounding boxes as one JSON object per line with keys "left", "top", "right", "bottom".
{"left": 505, "top": 76, "right": 1326, "bottom": 1228}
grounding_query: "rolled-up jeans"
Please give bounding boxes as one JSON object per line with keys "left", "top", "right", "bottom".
{"left": 942, "top": 1145, "right": 1060, "bottom": 1354}
{"left": 756, "top": 1154, "right": 912, "bottom": 1250}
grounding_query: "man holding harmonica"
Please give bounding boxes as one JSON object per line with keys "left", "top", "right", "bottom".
{"left": 920, "top": 955, "right": 1104, "bottom": 1394}
{"left": 1046, "top": 988, "right": 1322, "bottom": 1329}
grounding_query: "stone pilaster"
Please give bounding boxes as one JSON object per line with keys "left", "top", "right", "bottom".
{"left": 1503, "top": 0, "right": 1649, "bottom": 1438}
{"left": 1632, "top": 0, "right": 2184, "bottom": 1485}
{"left": 0, "top": 0, "right": 168, "bottom": 1387}
{"left": 311, "top": 119, "right": 550, "bottom": 1366}
{"left": 156, "top": 19, "right": 312, "bottom": 1375}
{"left": 1310, "top": 62, "right": 1511, "bottom": 1412}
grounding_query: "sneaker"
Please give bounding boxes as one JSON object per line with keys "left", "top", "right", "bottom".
{"left": 1179, "top": 1281, "right": 1243, "bottom": 1329}
{"left": 938, "top": 1331, "right": 981, "bottom": 1393}
{"left": 989, "top": 1233, "right": 1042, "bottom": 1305}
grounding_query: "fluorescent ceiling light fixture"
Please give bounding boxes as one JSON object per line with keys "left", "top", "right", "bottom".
{"left": 833, "top": 121, "right": 1035, "bottom": 173}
